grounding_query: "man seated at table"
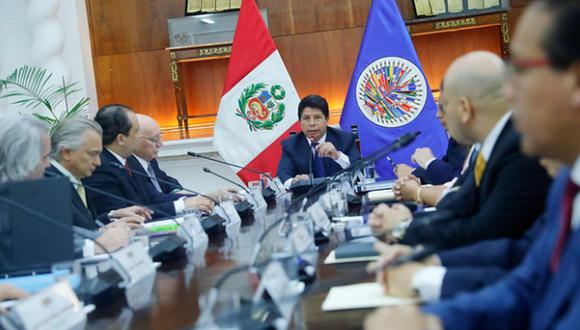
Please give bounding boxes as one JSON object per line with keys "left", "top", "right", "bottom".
{"left": 0, "top": 113, "right": 134, "bottom": 257}
{"left": 48, "top": 117, "right": 152, "bottom": 230}
{"left": 369, "top": 51, "right": 552, "bottom": 250}
{"left": 83, "top": 104, "right": 215, "bottom": 219}
{"left": 365, "top": 1, "right": 580, "bottom": 328}
{"left": 277, "top": 94, "right": 361, "bottom": 189}
{"left": 394, "top": 83, "right": 469, "bottom": 185}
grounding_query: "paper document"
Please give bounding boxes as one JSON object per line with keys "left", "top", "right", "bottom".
{"left": 324, "top": 251, "right": 380, "bottom": 265}
{"left": 322, "top": 283, "right": 419, "bottom": 311}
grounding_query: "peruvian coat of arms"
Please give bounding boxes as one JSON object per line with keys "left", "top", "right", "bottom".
{"left": 235, "top": 83, "right": 286, "bottom": 132}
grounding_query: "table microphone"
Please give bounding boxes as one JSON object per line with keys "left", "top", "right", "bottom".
{"left": 202, "top": 167, "right": 258, "bottom": 208}
{"left": 187, "top": 151, "right": 273, "bottom": 181}
{"left": 45, "top": 170, "right": 193, "bottom": 256}
{"left": 110, "top": 162, "right": 232, "bottom": 225}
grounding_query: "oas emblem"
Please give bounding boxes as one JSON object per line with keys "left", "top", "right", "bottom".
{"left": 236, "top": 83, "right": 286, "bottom": 132}
{"left": 356, "top": 57, "right": 428, "bottom": 127}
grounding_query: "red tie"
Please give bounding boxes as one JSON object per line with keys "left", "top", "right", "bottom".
{"left": 550, "top": 179, "right": 579, "bottom": 272}
{"left": 124, "top": 160, "right": 133, "bottom": 176}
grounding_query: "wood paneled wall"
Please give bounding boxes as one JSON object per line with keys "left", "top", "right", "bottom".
{"left": 87, "top": 0, "right": 528, "bottom": 137}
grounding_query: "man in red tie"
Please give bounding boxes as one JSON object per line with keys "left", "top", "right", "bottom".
{"left": 364, "top": 0, "right": 580, "bottom": 329}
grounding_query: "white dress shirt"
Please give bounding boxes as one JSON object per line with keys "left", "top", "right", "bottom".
{"left": 283, "top": 133, "right": 351, "bottom": 189}
{"left": 411, "top": 111, "right": 512, "bottom": 303}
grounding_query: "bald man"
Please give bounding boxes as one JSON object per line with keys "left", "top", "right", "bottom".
{"left": 132, "top": 114, "right": 183, "bottom": 194}
{"left": 369, "top": 51, "right": 551, "bottom": 249}
{"left": 364, "top": 51, "right": 552, "bottom": 304}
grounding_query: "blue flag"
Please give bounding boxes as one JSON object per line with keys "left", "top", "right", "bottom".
{"left": 340, "top": 0, "right": 447, "bottom": 180}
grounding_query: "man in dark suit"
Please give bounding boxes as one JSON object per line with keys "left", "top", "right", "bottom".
{"left": 277, "top": 94, "right": 361, "bottom": 188}
{"left": 370, "top": 52, "right": 551, "bottom": 250}
{"left": 83, "top": 104, "right": 214, "bottom": 220}
{"left": 133, "top": 114, "right": 183, "bottom": 194}
{"left": 48, "top": 117, "right": 151, "bottom": 231}
{"left": 365, "top": 1, "right": 580, "bottom": 328}
{"left": 395, "top": 83, "right": 469, "bottom": 185}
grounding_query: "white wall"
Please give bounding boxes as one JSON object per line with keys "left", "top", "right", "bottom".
{"left": 0, "top": 0, "right": 98, "bottom": 116}
{"left": 0, "top": 0, "right": 238, "bottom": 192}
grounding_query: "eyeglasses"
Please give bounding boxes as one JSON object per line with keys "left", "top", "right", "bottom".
{"left": 144, "top": 136, "right": 162, "bottom": 144}
{"left": 506, "top": 58, "right": 552, "bottom": 76}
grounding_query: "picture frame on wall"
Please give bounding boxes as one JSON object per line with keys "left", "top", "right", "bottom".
{"left": 185, "top": 0, "right": 242, "bottom": 16}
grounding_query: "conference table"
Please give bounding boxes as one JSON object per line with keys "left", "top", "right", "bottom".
{"left": 87, "top": 201, "right": 375, "bottom": 329}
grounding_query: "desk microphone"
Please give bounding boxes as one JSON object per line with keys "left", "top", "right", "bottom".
{"left": 202, "top": 167, "right": 258, "bottom": 209}
{"left": 111, "top": 162, "right": 232, "bottom": 225}
{"left": 187, "top": 151, "right": 273, "bottom": 181}
{"left": 45, "top": 170, "right": 194, "bottom": 253}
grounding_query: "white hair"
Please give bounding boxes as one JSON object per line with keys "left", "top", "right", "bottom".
{"left": 0, "top": 113, "right": 48, "bottom": 182}
{"left": 50, "top": 117, "right": 102, "bottom": 161}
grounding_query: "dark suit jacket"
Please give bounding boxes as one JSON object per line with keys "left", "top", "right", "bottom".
{"left": 438, "top": 215, "right": 544, "bottom": 299}
{"left": 412, "top": 137, "right": 468, "bottom": 185}
{"left": 46, "top": 165, "right": 109, "bottom": 231}
{"left": 277, "top": 126, "right": 361, "bottom": 183}
{"left": 82, "top": 149, "right": 178, "bottom": 220}
{"left": 423, "top": 168, "right": 580, "bottom": 330}
{"left": 128, "top": 157, "right": 186, "bottom": 199}
{"left": 401, "top": 119, "right": 552, "bottom": 249}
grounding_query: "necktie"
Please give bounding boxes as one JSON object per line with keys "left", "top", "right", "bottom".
{"left": 311, "top": 142, "right": 326, "bottom": 178}
{"left": 550, "top": 179, "right": 580, "bottom": 272}
{"left": 147, "top": 163, "right": 163, "bottom": 193}
{"left": 124, "top": 160, "right": 132, "bottom": 176}
{"left": 473, "top": 152, "right": 486, "bottom": 187}
{"left": 76, "top": 184, "right": 88, "bottom": 208}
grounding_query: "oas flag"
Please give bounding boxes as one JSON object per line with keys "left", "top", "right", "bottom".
{"left": 340, "top": 0, "right": 447, "bottom": 180}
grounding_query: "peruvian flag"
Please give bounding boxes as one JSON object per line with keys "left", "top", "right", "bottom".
{"left": 213, "top": 0, "right": 301, "bottom": 183}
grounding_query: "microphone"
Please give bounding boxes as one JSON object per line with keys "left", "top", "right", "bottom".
{"left": 111, "top": 162, "right": 233, "bottom": 228}
{"left": 187, "top": 151, "right": 273, "bottom": 181}
{"left": 202, "top": 167, "right": 259, "bottom": 207}
{"left": 45, "top": 170, "right": 194, "bottom": 254}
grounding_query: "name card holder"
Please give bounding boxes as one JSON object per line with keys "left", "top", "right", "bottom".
{"left": 1, "top": 281, "right": 86, "bottom": 330}
{"left": 112, "top": 242, "right": 157, "bottom": 310}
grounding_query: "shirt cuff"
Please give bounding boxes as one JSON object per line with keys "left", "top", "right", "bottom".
{"left": 174, "top": 198, "right": 186, "bottom": 215}
{"left": 284, "top": 178, "right": 294, "bottom": 190}
{"left": 83, "top": 239, "right": 95, "bottom": 257}
{"left": 334, "top": 151, "right": 351, "bottom": 169}
{"left": 411, "top": 265, "right": 447, "bottom": 303}
{"left": 423, "top": 158, "right": 437, "bottom": 170}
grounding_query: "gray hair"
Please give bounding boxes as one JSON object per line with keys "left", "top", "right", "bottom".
{"left": 0, "top": 113, "right": 48, "bottom": 182}
{"left": 50, "top": 117, "right": 103, "bottom": 161}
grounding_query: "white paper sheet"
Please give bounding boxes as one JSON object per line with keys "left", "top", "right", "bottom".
{"left": 322, "top": 283, "right": 419, "bottom": 311}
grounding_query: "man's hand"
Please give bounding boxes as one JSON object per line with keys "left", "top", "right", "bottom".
{"left": 368, "top": 204, "right": 412, "bottom": 239}
{"left": 315, "top": 142, "right": 340, "bottom": 160}
{"left": 0, "top": 284, "right": 27, "bottom": 302}
{"left": 364, "top": 306, "right": 443, "bottom": 330}
{"left": 292, "top": 174, "right": 310, "bottom": 185}
{"left": 394, "top": 164, "right": 414, "bottom": 178}
{"left": 95, "top": 226, "right": 131, "bottom": 254}
{"left": 110, "top": 206, "right": 153, "bottom": 221}
{"left": 207, "top": 187, "right": 240, "bottom": 202}
{"left": 184, "top": 195, "right": 214, "bottom": 213}
{"left": 393, "top": 175, "right": 421, "bottom": 201}
{"left": 412, "top": 148, "right": 436, "bottom": 169}
{"left": 107, "top": 216, "right": 145, "bottom": 229}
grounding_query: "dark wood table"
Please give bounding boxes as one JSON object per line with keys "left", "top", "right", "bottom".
{"left": 87, "top": 211, "right": 374, "bottom": 329}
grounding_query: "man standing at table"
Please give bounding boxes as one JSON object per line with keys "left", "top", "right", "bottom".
{"left": 277, "top": 94, "right": 360, "bottom": 188}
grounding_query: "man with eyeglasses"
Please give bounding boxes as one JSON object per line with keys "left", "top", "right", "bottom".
{"left": 277, "top": 94, "right": 361, "bottom": 189}
{"left": 133, "top": 114, "right": 183, "bottom": 194}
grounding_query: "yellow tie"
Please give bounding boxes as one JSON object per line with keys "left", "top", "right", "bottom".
{"left": 76, "top": 184, "right": 88, "bottom": 208}
{"left": 474, "top": 153, "right": 487, "bottom": 187}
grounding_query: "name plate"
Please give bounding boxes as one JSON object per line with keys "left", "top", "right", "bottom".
{"left": 178, "top": 215, "right": 209, "bottom": 250}
{"left": 258, "top": 261, "right": 305, "bottom": 321}
{"left": 218, "top": 201, "right": 241, "bottom": 238}
{"left": 5, "top": 281, "right": 86, "bottom": 330}
{"left": 112, "top": 243, "right": 157, "bottom": 310}
{"left": 307, "top": 202, "right": 331, "bottom": 234}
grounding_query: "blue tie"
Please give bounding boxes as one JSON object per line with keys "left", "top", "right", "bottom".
{"left": 311, "top": 142, "right": 326, "bottom": 178}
